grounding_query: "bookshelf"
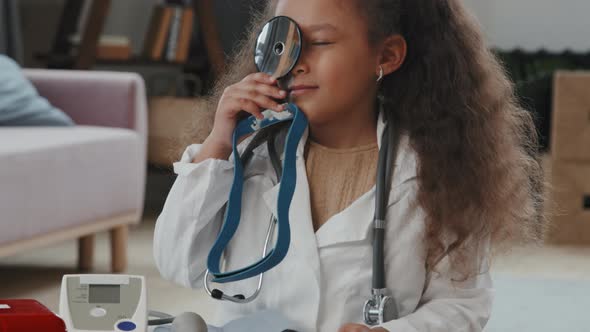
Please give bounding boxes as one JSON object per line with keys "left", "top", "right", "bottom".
{"left": 41, "top": 0, "right": 231, "bottom": 168}
{"left": 43, "top": 0, "right": 226, "bottom": 96}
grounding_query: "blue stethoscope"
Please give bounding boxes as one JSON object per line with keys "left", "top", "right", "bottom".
{"left": 203, "top": 16, "right": 399, "bottom": 326}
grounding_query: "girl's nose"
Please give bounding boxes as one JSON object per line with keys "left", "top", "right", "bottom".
{"left": 291, "top": 58, "right": 309, "bottom": 75}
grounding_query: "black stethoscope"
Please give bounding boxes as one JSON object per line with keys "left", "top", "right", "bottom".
{"left": 203, "top": 16, "right": 400, "bottom": 326}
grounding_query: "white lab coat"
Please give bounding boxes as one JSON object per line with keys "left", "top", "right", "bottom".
{"left": 153, "top": 111, "right": 493, "bottom": 332}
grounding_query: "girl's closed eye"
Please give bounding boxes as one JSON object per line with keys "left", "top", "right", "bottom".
{"left": 310, "top": 41, "right": 334, "bottom": 46}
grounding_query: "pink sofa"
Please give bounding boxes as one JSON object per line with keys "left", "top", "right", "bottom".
{"left": 0, "top": 69, "right": 147, "bottom": 272}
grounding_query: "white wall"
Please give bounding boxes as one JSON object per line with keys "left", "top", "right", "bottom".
{"left": 463, "top": 0, "right": 590, "bottom": 51}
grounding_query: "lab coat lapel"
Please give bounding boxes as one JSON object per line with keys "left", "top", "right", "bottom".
{"left": 314, "top": 187, "right": 375, "bottom": 247}
{"left": 289, "top": 156, "right": 322, "bottom": 278}
{"left": 261, "top": 166, "right": 320, "bottom": 273}
{"left": 261, "top": 126, "right": 321, "bottom": 282}
{"left": 313, "top": 110, "right": 390, "bottom": 248}
{"left": 261, "top": 126, "right": 321, "bottom": 328}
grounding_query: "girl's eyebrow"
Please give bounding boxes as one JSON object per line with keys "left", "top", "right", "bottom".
{"left": 306, "top": 23, "right": 338, "bottom": 33}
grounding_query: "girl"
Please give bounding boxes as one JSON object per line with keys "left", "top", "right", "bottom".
{"left": 154, "top": 0, "right": 547, "bottom": 331}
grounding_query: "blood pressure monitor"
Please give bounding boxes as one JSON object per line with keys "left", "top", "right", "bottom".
{"left": 59, "top": 274, "right": 147, "bottom": 332}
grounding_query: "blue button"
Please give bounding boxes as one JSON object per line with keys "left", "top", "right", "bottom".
{"left": 117, "top": 321, "right": 137, "bottom": 331}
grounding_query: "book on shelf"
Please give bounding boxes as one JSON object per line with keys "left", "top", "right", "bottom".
{"left": 175, "top": 7, "right": 194, "bottom": 62}
{"left": 165, "top": 6, "right": 183, "bottom": 61}
{"left": 143, "top": 4, "right": 173, "bottom": 60}
{"left": 97, "top": 43, "right": 131, "bottom": 61}
{"left": 143, "top": 4, "right": 195, "bottom": 62}
{"left": 69, "top": 34, "right": 131, "bottom": 61}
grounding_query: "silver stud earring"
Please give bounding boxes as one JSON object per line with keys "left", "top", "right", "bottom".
{"left": 376, "top": 65, "right": 384, "bottom": 82}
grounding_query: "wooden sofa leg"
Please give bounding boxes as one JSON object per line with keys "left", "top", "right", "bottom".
{"left": 78, "top": 234, "right": 95, "bottom": 272}
{"left": 110, "top": 225, "right": 128, "bottom": 273}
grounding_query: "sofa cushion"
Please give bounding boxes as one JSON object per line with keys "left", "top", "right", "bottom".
{"left": 0, "top": 55, "right": 74, "bottom": 126}
{"left": 0, "top": 126, "right": 143, "bottom": 244}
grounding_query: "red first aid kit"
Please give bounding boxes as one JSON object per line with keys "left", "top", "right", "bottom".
{"left": 0, "top": 299, "right": 66, "bottom": 332}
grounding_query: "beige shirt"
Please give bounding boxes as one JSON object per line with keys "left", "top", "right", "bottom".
{"left": 304, "top": 139, "right": 379, "bottom": 232}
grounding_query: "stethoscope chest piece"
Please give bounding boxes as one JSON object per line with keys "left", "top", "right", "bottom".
{"left": 254, "top": 16, "right": 302, "bottom": 79}
{"left": 363, "top": 291, "right": 398, "bottom": 325}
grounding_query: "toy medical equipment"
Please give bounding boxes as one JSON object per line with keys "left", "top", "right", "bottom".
{"left": 203, "top": 15, "right": 402, "bottom": 326}
{"left": 59, "top": 274, "right": 147, "bottom": 332}
{"left": 149, "top": 312, "right": 208, "bottom": 332}
{"left": 206, "top": 103, "right": 307, "bottom": 284}
{"left": 206, "top": 17, "right": 306, "bottom": 285}
{"left": 0, "top": 299, "right": 67, "bottom": 332}
{"left": 205, "top": 15, "right": 306, "bottom": 291}
{"left": 363, "top": 113, "right": 400, "bottom": 325}
{"left": 150, "top": 310, "right": 300, "bottom": 332}
{"left": 58, "top": 274, "right": 300, "bottom": 332}
{"left": 253, "top": 15, "right": 302, "bottom": 83}
{"left": 205, "top": 15, "right": 307, "bottom": 300}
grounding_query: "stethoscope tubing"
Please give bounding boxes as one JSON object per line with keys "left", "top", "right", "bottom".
{"left": 203, "top": 213, "right": 276, "bottom": 304}
{"left": 206, "top": 106, "right": 399, "bottom": 317}
{"left": 207, "top": 105, "right": 307, "bottom": 283}
{"left": 373, "top": 121, "right": 396, "bottom": 290}
{"left": 204, "top": 128, "right": 284, "bottom": 303}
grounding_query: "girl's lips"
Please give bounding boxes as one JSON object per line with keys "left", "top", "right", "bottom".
{"left": 289, "top": 86, "right": 319, "bottom": 96}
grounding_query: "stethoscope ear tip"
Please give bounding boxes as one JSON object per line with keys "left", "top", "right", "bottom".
{"left": 210, "top": 289, "right": 223, "bottom": 299}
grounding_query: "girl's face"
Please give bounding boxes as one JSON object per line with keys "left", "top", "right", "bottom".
{"left": 276, "top": 0, "right": 379, "bottom": 125}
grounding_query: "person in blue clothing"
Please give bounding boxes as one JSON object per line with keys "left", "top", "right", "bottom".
{"left": 154, "top": 0, "right": 547, "bottom": 331}
{"left": 0, "top": 54, "right": 73, "bottom": 126}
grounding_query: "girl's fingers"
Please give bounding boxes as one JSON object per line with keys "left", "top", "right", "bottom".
{"left": 243, "top": 72, "right": 276, "bottom": 85}
{"left": 250, "top": 82, "right": 287, "bottom": 100}
{"left": 219, "top": 73, "right": 286, "bottom": 126}
{"left": 234, "top": 88, "right": 285, "bottom": 112}
{"left": 337, "top": 324, "right": 371, "bottom": 332}
{"left": 230, "top": 98, "right": 264, "bottom": 120}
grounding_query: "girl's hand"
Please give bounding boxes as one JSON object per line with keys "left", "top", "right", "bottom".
{"left": 337, "top": 323, "right": 389, "bottom": 332}
{"left": 209, "top": 72, "right": 288, "bottom": 149}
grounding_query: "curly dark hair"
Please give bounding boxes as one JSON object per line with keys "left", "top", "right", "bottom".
{"left": 182, "top": 0, "right": 548, "bottom": 279}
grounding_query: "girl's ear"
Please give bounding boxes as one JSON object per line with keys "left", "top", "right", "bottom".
{"left": 378, "top": 34, "right": 407, "bottom": 76}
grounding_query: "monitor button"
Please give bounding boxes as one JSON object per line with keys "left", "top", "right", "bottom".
{"left": 90, "top": 307, "right": 107, "bottom": 317}
{"left": 117, "top": 321, "right": 137, "bottom": 331}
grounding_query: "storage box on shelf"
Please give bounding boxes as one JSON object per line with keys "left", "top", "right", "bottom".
{"left": 548, "top": 71, "right": 590, "bottom": 244}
